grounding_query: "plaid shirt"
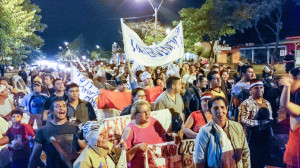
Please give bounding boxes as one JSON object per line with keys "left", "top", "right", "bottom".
{"left": 238, "top": 97, "right": 273, "bottom": 127}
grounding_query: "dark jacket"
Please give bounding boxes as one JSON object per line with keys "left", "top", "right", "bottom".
{"left": 183, "top": 85, "right": 201, "bottom": 118}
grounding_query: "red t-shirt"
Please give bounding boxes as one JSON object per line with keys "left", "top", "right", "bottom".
{"left": 283, "top": 126, "right": 300, "bottom": 167}
{"left": 125, "top": 118, "right": 167, "bottom": 168}
{"left": 191, "top": 110, "right": 207, "bottom": 133}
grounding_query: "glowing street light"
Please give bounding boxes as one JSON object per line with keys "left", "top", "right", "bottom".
{"left": 165, "top": 27, "right": 171, "bottom": 34}
{"left": 58, "top": 46, "right": 62, "bottom": 50}
{"left": 82, "top": 56, "right": 86, "bottom": 60}
{"left": 64, "top": 41, "right": 69, "bottom": 46}
{"left": 96, "top": 45, "right": 100, "bottom": 49}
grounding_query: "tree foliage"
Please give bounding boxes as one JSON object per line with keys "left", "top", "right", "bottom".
{"left": 90, "top": 49, "right": 112, "bottom": 61}
{"left": 174, "top": 0, "right": 261, "bottom": 60}
{"left": 125, "top": 20, "right": 168, "bottom": 45}
{"left": 0, "top": 0, "right": 46, "bottom": 65}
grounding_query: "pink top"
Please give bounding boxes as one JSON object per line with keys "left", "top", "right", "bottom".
{"left": 125, "top": 118, "right": 167, "bottom": 168}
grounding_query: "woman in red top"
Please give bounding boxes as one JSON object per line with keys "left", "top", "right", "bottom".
{"left": 280, "top": 75, "right": 300, "bottom": 168}
{"left": 183, "top": 93, "right": 213, "bottom": 139}
{"left": 122, "top": 100, "right": 181, "bottom": 168}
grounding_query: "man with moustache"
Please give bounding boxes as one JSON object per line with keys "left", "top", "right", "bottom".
{"left": 194, "top": 96, "right": 250, "bottom": 168}
{"left": 238, "top": 79, "right": 273, "bottom": 168}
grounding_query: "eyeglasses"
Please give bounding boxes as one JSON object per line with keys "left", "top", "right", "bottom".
{"left": 137, "top": 110, "right": 150, "bottom": 115}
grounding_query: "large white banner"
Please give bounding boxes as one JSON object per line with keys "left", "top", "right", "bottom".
{"left": 104, "top": 109, "right": 172, "bottom": 145}
{"left": 121, "top": 21, "right": 184, "bottom": 66}
{"left": 71, "top": 66, "right": 99, "bottom": 109}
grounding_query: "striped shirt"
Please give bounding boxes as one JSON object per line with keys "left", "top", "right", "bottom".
{"left": 238, "top": 97, "right": 273, "bottom": 128}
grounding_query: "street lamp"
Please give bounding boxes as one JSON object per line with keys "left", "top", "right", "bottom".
{"left": 64, "top": 42, "right": 69, "bottom": 46}
{"left": 137, "top": 0, "right": 164, "bottom": 38}
{"left": 96, "top": 45, "right": 100, "bottom": 49}
{"left": 165, "top": 27, "right": 171, "bottom": 34}
{"left": 58, "top": 46, "right": 62, "bottom": 50}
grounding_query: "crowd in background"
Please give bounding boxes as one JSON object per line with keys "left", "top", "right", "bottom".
{"left": 0, "top": 54, "right": 299, "bottom": 168}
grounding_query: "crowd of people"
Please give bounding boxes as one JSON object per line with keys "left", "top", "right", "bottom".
{"left": 0, "top": 56, "right": 299, "bottom": 168}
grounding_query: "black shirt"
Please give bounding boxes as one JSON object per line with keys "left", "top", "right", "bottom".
{"left": 34, "top": 121, "right": 79, "bottom": 168}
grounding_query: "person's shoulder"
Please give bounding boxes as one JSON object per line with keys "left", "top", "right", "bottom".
{"left": 155, "top": 91, "right": 167, "bottom": 101}
{"left": 228, "top": 120, "right": 243, "bottom": 131}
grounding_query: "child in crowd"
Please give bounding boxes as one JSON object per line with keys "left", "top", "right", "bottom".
{"left": 0, "top": 108, "right": 35, "bottom": 168}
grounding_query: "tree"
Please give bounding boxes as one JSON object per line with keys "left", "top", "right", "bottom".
{"left": 90, "top": 49, "right": 112, "bottom": 61}
{"left": 0, "top": 0, "right": 46, "bottom": 65}
{"left": 174, "top": 0, "right": 259, "bottom": 62}
{"left": 125, "top": 19, "right": 168, "bottom": 45}
{"left": 252, "top": 0, "right": 287, "bottom": 65}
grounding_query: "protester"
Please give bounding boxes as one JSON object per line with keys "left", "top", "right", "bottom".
{"left": 283, "top": 50, "right": 295, "bottom": 73}
{"left": 220, "top": 69, "right": 232, "bottom": 102}
{"left": 280, "top": 75, "right": 300, "bottom": 167}
{"left": 238, "top": 79, "right": 273, "bottom": 168}
{"left": 122, "top": 100, "right": 181, "bottom": 168}
{"left": 29, "top": 98, "right": 83, "bottom": 168}
{"left": 115, "top": 75, "right": 129, "bottom": 92}
{"left": 182, "top": 64, "right": 197, "bottom": 85}
{"left": 73, "top": 121, "right": 127, "bottom": 168}
{"left": 204, "top": 71, "right": 226, "bottom": 98}
{"left": 120, "top": 87, "right": 146, "bottom": 116}
{"left": 43, "top": 78, "right": 68, "bottom": 122}
{"left": 230, "top": 64, "right": 256, "bottom": 121}
{"left": 0, "top": 108, "right": 35, "bottom": 168}
{"left": 0, "top": 85, "right": 15, "bottom": 120}
{"left": 154, "top": 76, "right": 184, "bottom": 121}
{"left": 194, "top": 96, "right": 250, "bottom": 167}
{"left": 183, "top": 93, "right": 212, "bottom": 139}
{"left": 0, "top": 116, "right": 10, "bottom": 167}
{"left": 20, "top": 81, "right": 48, "bottom": 128}
{"left": 66, "top": 82, "right": 96, "bottom": 124}
{"left": 153, "top": 78, "right": 165, "bottom": 91}
{"left": 183, "top": 75, "right": 207, "bottom": 118}
{"left": 41, "top": 73, "right": 55, "bottom": 96}
{"left": 18, "top": 66, "right": 28, "bottom": 85}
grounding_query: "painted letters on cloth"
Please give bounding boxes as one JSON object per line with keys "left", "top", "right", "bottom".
{"left": 121, "top": 21, "right": 184, "bottom": 66}
{"left": 145, "top": 139, "right": 195, "bottom": 168}
{"left": 71, "top": 66, "right": 99, "bottom": 109}
{"left": 103, "top": 109, "right": 172, "bottom": 145}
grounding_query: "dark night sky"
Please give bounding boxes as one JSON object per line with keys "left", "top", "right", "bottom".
{"left": 32, "top": 0, "right": 300, "bottom": 57}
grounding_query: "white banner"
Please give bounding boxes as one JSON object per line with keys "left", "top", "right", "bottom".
{"left": 104, "top": 109, "right": 172, "bottom": 145}
{"left": 71, "top": 66, "right": 99, "bottom": 109}
{"left": 121, "top": 21, "right": 184, "bottom": 66}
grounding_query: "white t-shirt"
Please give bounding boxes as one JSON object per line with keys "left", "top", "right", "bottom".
{"left": 0, "top": 99, "right": 12, "bottom": 117}
{"left": 0, "top": 117, "right": 9, "bottom": 150}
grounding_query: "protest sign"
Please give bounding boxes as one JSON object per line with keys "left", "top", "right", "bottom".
{"left": 71, "top": 66, "right": 99, "bottom": 109}
{"left": 103, "top": 109, "right": 172, "bottom": 145}
{"left": 121, "top": 20, "right": 184, "bottom": 66}
{"left": 145, "top": 139, "right": 195, "bottom": 168}
{"left": 98, "top": 89, "right": 132, "bottom": 111}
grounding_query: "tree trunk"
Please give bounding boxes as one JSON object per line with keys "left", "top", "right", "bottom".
{"left": 209, "top": 40, "right": 216, "bottom": 64}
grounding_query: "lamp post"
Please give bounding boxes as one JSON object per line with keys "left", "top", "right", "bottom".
{"left": 137, "top": 0, "right": 164, "bottom": 38}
